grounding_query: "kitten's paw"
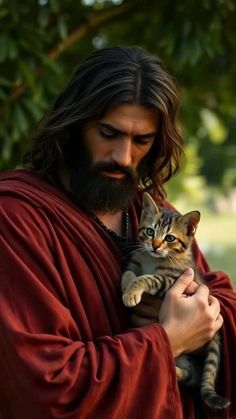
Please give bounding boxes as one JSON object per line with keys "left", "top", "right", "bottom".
{"left": 122, "top": 291, "right": 141, "bottom": 307}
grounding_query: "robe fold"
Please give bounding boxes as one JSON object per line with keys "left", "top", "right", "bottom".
{"left": 0, "top": 169, "right": 235, "bottom": 419}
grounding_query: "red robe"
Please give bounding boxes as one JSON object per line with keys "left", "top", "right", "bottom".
{"left": 0, "top": 169, "right": 235, "bottom": 419}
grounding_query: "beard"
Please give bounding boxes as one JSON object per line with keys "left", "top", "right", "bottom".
{"left": 65, "top": 139, "right": 139, "bottom": 213}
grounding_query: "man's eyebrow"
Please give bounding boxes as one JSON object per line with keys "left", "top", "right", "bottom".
{"left": 98, "top": 122, "right": 122, "bottom": 133}
{"left": 98, "top": 122, "right": 157, "bottom": 137}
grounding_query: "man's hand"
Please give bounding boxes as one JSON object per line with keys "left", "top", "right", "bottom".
{"left": 159, "top": 268, "right": 223, "bottom": 358}
{"left": 130, "top": 268, "right": 223, "bottom": 359}
{"left": 130, "top": 269, "right": 199, "bottom": 327}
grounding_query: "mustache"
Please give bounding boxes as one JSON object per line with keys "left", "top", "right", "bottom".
{"left": 92, "top": 162, "right": 136, "bottom": 177}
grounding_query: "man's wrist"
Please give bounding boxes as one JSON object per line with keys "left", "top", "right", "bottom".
{"left": 161, "top": 322, "right": 183, "bottom": 358}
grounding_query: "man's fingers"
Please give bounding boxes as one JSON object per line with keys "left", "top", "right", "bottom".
{"left": 194, "top": 283, "right": 210, "bottom": 299}
{"left": 208, "top": 295, "right": 221, "bottom": 318}
{"left": 184, "top": 281, "right": 199, "bottom": 295}
{"left": 216, "top": 314, "right": 224, "bottom": 329}
{"left": 169, "top": 268, "right": 195, "bottom": 297}
{"left": 208, "top": 294, "right": 220, "bottom": 308}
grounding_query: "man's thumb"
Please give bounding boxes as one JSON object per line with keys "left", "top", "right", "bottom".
{"left": 170, "top": 268, "right": 194, "bottom": 296}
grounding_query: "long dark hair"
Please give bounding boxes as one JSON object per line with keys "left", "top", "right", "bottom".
{"left": 23, "top": 46, "right": 183, "bottom": 198}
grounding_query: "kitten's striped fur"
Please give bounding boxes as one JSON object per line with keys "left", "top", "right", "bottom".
{"left": 121, "top": 192, "right": 230, "bottom": 411}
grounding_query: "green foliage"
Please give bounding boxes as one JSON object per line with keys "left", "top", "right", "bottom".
{"left": 0, "top": 0, "right": 236, "bottom": 196}
{"left": 167, "top": 141, "right": 206, "bottom": 206}
{"left": 195, "top": 212, "right": 236, "bottom": 286}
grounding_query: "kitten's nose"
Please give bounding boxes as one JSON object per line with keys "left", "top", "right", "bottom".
{"left": 152, "top": 239, "right": 162, "bottom": 250}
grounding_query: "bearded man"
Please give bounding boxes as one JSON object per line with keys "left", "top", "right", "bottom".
{"left": 0, "top": 46, "right": 235, "bottom": 419}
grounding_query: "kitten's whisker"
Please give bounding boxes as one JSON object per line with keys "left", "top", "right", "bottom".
{"left": 167, "top": 253, "right": 183, "bottom": 271}
{"left": 121, "top": 243, "right": 144, "bottom": 250}
{"left": 124, "top": 243, "right": 143, "bottom": 249}
{"left": 126, "top": 248, "right": 146, "bottom": 257}
{"left": 120, "top": 246, "right": 147, "bottom": 262}
{"left": 166, "top": 255, "right": 177, "bottom": 271}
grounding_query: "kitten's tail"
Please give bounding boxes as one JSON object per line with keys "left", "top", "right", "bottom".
{"left": 201, "top": 332, "right": 230, "bottom": 410}
{"left": 201, "top": 390, "right": 230, "bottom": 411}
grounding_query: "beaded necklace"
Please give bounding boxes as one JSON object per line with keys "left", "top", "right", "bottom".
{"left": 91, "top": 209, "right": 130, "bottom": 244}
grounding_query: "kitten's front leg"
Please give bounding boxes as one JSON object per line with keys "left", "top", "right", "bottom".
{"left": 122, "top": 274, "right": 162, "bottom": 307}
{"left": 121, "top": 270, "right": 137, "bottom": 293}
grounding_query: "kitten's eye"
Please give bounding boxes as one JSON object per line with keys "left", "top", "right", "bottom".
{"left": 145, "top": 228, "right": 155, "bottom": 238}
{"left": 165, "top": 234, "right": 176, "bottom": 242}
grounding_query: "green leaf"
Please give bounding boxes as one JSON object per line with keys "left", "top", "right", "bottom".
{"left": 183, "top": 21, "right": 192, "bottom": 38}
{"left": 1, "top": 135, "right": 13, "bottom": 162}
{"left": 50, "top": 0, "right": 60, "bottom": 13}
{"left": 7, "top": 37, "right": 18, "bottom": 60}
{"left": 0, "top": 34, "right": 8, "bottom": 62}
{"left": 58, "top": 17, "right": 68, "bottom": 40}
{"left": 12, "top": 105, "right": 29, "bottom": 137}
{"left": 0, "top": 77, "right": 13, "bottom": 87}
{"left": 201, "top": 109, "right": 227, "bottom": 144}
{"left": 0, "top": 88, "right": 7, "bottom": 100}
{"left": 41, "top": 56, "right": 62, "bottom": 75}
{"left": 0, "top": 7, "right": 9, "bottom": 19}
{"left": 189, "top": 38, "right": 202, "bottom": 65}
{"left": 38, "top": 9, "right": 50, "bottom": 28}
{"left": 18, "top": 60, "right": 36, "bottom": 90}
{"left": 22, "top": 98, "right": 44, "bottom": 122}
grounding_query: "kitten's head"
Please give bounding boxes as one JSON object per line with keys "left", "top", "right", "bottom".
{"left": 138, "top": 192, "right": 200, "bottom": 258}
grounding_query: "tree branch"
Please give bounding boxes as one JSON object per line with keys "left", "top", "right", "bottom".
{"left": 9, "top": 2, "right": 136, "bottom": 102}
{"left": 49, "top": 4, "right": 134, "bottom": 59}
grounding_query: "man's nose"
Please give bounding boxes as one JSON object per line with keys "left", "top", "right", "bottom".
{"left": 111, "top": 139, "right": 132, "bottom": 167}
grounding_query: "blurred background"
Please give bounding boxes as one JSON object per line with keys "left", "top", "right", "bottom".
{"left": 0, "top": 0, "right": 235, "bottom": 286}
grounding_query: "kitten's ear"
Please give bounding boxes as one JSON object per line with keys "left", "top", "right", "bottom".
{"left": 181, "top": 211, "right": 201, "bottom": 236}
{"left": 140, "top": 193, "right": 160, "bottom": 226}
{"left": 142, "top": 192, "right": 160, "bottom": 215}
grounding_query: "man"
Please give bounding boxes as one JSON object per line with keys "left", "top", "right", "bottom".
{"left": 0, "top": 46, "right": 235, "bottom": 419}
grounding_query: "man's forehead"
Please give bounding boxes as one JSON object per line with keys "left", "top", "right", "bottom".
{"left": 99, "top": 103, "right": 159, "bottom": 135}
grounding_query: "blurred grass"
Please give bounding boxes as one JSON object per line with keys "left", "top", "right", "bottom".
{"left": 195, "top": 212, "right": 236, "bottom": 289}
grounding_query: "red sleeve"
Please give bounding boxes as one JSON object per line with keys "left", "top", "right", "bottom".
{"left": 0, "top": 197, "right": 183, "bottom": 419}
{"left": 192, "top": 240, "right": 236, "bottom": 418}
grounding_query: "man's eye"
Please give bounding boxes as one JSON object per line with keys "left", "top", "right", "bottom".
{"left": 145, "top": 228, "right": 155, "bottom": 237}
{"left": 165, "top": 234, "right": 176, "bottom": 242}
{"left": 100, "top": 129, "right": 117, "bottom": 139}
{"left": 134, "top": 136, "right": 155, "bottom": 146}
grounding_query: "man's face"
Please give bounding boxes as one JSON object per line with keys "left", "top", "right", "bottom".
{"left": 68, "top": 103, "right": 158, "bottom": 213}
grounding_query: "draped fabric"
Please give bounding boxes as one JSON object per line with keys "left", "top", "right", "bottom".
{"left": 0, "top": 170, "right": 235, "bottom": 419}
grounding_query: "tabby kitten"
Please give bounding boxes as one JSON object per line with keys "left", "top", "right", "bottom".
{"left": 121, "top": 192, "right": 229, "bottom": 411}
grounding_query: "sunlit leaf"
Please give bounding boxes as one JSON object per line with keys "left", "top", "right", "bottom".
{"left": 58, "top": 17, "right": 68, "bottom": 39}
{"left": 201, "top": 109, "right": 227, "bottom": 144}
